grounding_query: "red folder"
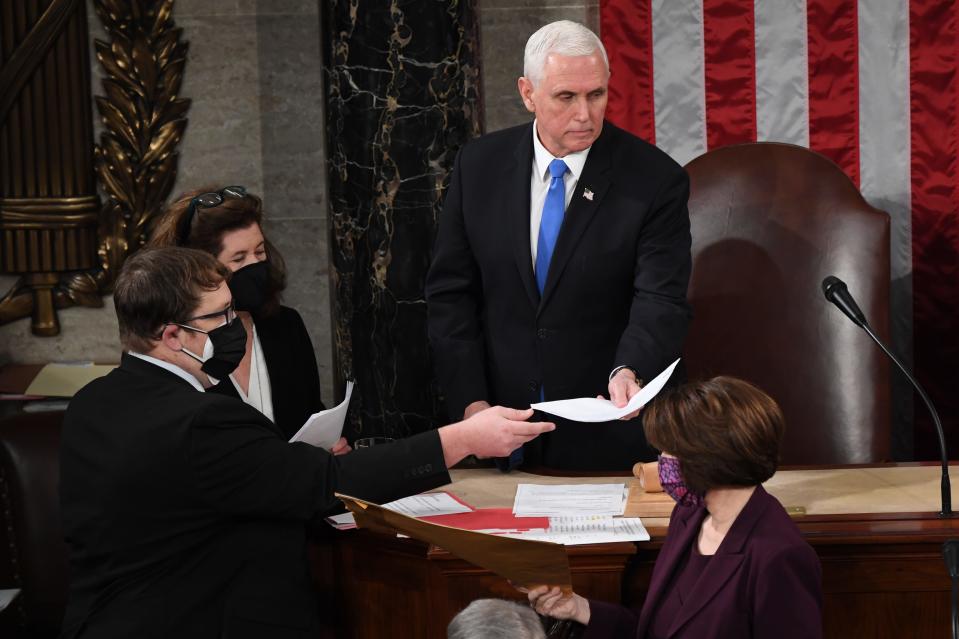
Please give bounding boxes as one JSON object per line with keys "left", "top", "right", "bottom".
{"left": 421, "top": 508, "right": 549, "bottom": 531}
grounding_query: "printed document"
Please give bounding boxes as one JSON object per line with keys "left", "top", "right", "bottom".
{"left": 326, "top": 491, "right": 472, "bottom": 529}
{"left": 289, "top": 381, "right": 353, "bottom": 449}
{"left": 513, "top": 483, "right": 627, "bottom": 517}
{"left": 531, "top": 358, "right": 680, "bottom": 422}
{"left": 493, "top": 516, "right": 650, "bottom": 545}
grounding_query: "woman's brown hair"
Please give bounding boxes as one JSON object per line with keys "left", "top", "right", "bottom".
{"left": 149, "top": 187, "right": 286, "bottom": 316}
{"left": 643, "top": 376, "right": 785, "bottom": 494}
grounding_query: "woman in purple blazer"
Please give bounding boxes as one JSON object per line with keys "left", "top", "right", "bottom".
{"left": 528, "top": 377, "right": 822, "bottom": 638}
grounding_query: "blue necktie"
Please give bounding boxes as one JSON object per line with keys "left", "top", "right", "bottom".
{"left": 504, "top": 159, "right": 569, "bottom": 472}
{"left": 535, "top": 158, "right": 570, "bottom": 294}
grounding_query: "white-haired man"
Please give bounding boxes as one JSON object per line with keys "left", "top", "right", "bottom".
{"left": 426, "top": 20, "right": 691, "bottom": 470}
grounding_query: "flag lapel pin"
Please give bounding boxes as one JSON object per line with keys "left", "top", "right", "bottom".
{"left": 583, "top": 188, "right": 594, "bottom": 201}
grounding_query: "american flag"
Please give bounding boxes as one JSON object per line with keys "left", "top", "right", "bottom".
{"left": 599, "top": 0, "right": 958, "bottom": 459}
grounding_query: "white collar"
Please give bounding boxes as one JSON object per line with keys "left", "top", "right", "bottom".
{"left": 128, "top": 351, "right": 206, "bottom": 392}
{"left": 531, "top": 119, "right": 591, "bottom": 182}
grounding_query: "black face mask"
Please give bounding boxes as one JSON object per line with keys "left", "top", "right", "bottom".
{"left": 229, "top": 261, "right": 270, "bottom": 313}
{"left": 179, "top": 317, "right": 248, "bottom": 380}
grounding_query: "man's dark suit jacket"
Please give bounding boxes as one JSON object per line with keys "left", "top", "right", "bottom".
{"left": 426, "top": 120, "right": 691, "bottom": 470}
{"left": 209, "top": 305, "right": 324, "bottom": 440}
{"left": 584, "top": 486, "right": 823, "bottom": 639}
{"left": 59, "top": 354, "right": 449, "bottom": 638}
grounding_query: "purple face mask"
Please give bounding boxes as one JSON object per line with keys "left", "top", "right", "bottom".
{"left": 658, "top": 455, "right": 705, "bottom": 508}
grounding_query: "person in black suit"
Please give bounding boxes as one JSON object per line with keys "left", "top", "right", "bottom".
{"left": 426, "top": 20, "right": 691, "bottom": 470}
{"left": 150, "top": 186, "right": 341, "bottom": 446}
{"left": 59, "top": 246, "right": 553, "bottom": 638}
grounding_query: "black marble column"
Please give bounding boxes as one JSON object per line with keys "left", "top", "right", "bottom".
{"left": 323, "top": 1, "right": 482, "bottom": 438}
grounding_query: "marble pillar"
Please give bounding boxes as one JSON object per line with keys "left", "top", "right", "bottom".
{"left": 324, "top": 1, "right": 482, "bottom": 438}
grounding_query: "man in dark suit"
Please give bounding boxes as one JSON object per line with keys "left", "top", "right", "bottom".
{"left": 426, "top": 20, "right": 691, "bottom": 470}
{"left": 59, "top": 246, "right": 553, "bottom": 638}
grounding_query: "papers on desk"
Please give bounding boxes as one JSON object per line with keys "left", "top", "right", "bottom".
{"left": 23, "top": 362, "right": 117, "bottom": 397}
{"left": 289, "top": 381, "right": 353, "bottom": 449}
{"left": 492, "top": 516, "right": 650, "bottom": 545}
{"left": 326, "top": 491, "right": 472, "bottom": 530}
{"left": 383, "top": 491, "right": 473, "bottom": 517}
{"left": 338, "top": 493, "right": 573, "bottom": 590}
{"left": 513, "top": 483, "right": 628, "bottom": 517}
{"left": 531, "top": 358, "right": 680, "bottom": 422}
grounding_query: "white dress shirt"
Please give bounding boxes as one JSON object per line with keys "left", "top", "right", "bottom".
{"left": 128, "top": 351, "right": 206, "bottom": 392}
{"left": 529, "top": 120, "right": 592, "bottom": 266}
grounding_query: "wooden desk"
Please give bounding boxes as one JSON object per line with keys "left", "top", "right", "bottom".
{"left": 323, "top": 465, "right": 959, "bottom": 638}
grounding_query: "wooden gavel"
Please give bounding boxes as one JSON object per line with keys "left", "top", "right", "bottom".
{"left": 632, "top": 461, "right": 662, "bottom": 492}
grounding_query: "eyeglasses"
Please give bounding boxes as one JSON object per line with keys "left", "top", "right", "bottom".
{"left": 173, "top": 302, "right": 237, "bottom": 334}
{"left": 176, "top": 185, "right": 248, "bottom": 244}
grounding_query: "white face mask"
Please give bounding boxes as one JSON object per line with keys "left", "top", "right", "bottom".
{"left": 181, "top": 335, "right": 219, "bottom": 384}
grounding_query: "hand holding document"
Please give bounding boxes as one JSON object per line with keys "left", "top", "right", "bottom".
{"left": 530, "top": 358, "right": 680, "bottom": 422}
{"left": 289, "top": 381, "right": 354, "bottom": 449}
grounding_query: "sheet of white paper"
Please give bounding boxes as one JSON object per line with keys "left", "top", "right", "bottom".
{"left": 289, "top": 381, "right": 353, "bottom": 449}
{"left": 381, "top": 492, "right": 473, "bottom": 517}
{"left": 0, "top": 588, "right": 20, "bottom": 613}
{"left": 493, "top": 517, "right": 649, "bottom": 545}
{"left": 326, "top": 512, "right": 356, "bottom": 530}
{"left": 530, "top": 358, "right": 680, "bottom": 422}
{"left": 325, "top": 492, "right": 471, "bottom": 530}
{"left": 513, "top": 483, "right": 627, "bottom": 517}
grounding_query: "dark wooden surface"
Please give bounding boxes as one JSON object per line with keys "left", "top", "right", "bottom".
{"left": 319, "top": 467, "right": 959, "bottom": 638}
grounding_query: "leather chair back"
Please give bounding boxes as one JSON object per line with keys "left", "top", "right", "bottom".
{"left": 684, "top": 142, "right": 891, "bottom": 464}
{"left": 0, "top": 410, "right": 67, "bottom": 638}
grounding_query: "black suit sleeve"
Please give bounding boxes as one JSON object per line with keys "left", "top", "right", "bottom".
{"left": 187, "top": 401, "right": 450, "bottom": 519}
{"left": 615, "top": 168, "right": 692, "bottom": 381}
{"left": 425, "top": 148, "right": 489, "bottom": 419}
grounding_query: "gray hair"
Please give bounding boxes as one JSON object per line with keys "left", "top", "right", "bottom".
{"left": 447, "top": 599, "right": 546, "bottom": 639}
{"left": 523, "top": 20, "right": 609, "bottom": 86}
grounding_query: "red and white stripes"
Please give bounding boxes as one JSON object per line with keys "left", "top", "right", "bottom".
{"left": 600, "top": 0, "right": 958, "bottom": 458}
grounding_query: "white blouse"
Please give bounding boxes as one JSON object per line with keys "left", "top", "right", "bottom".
{"left": 229, "top": 323, "right": 275, "bottom": 423}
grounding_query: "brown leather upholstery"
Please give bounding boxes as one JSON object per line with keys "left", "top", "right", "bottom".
{"left": 684, "top": 142, "right": 891, "bottom": 464}
{"left": 0, "top": 410, "right": 67, "bottom": 638}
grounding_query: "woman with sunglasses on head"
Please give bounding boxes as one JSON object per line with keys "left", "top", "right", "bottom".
{"left": 150, "top": 186, "right": 349, "bottom": 454}
{"left": 525, "top": 377, "right": 822, "bottom": 639}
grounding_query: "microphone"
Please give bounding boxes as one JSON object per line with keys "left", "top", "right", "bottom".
{"left": 822, "top": 275, "right": 952, "bottom": 517}
{"left": 822, "top": 276, "right": 867, "bottom": 327}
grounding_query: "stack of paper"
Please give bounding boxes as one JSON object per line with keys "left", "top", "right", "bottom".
{"left": 513, "top": 483, "right": 628, "bottom": 517}
{"left": 326, "top": 491, "right": 472, "bottom": 530}
{"left": 338, "top": 493, "right": 573, "bottom": 590}
{"left": 502, "top": 516, "right": 650, "bottom": 545}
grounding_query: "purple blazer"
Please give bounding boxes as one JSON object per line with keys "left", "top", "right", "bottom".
{"left": 583, "top": 486, "right": 822, "bottom": 639}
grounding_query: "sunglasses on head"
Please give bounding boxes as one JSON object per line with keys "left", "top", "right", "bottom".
{"left": 176, "top": 185, "right": 248, "bottom": 245}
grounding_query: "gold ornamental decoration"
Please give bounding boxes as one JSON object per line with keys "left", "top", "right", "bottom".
{"left": 92, "top": 0, "right": 190, "bottom": 288}
{"left": 0, "top": 0, "right": 189, "bottom": 335}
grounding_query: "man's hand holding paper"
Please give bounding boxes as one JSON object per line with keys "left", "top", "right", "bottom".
{"left": 532, "top": 359, "right": 680, "bottom": 423}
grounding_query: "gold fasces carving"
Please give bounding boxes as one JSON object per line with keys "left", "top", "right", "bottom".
{"left": 0, "top": 0, "right": 189, "bottom": 334}
{"left": 92, "top": 0, "right": 189, "bottom": 290}
{"left": 0, "top": 197, "right": 99, "bottom": 272}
